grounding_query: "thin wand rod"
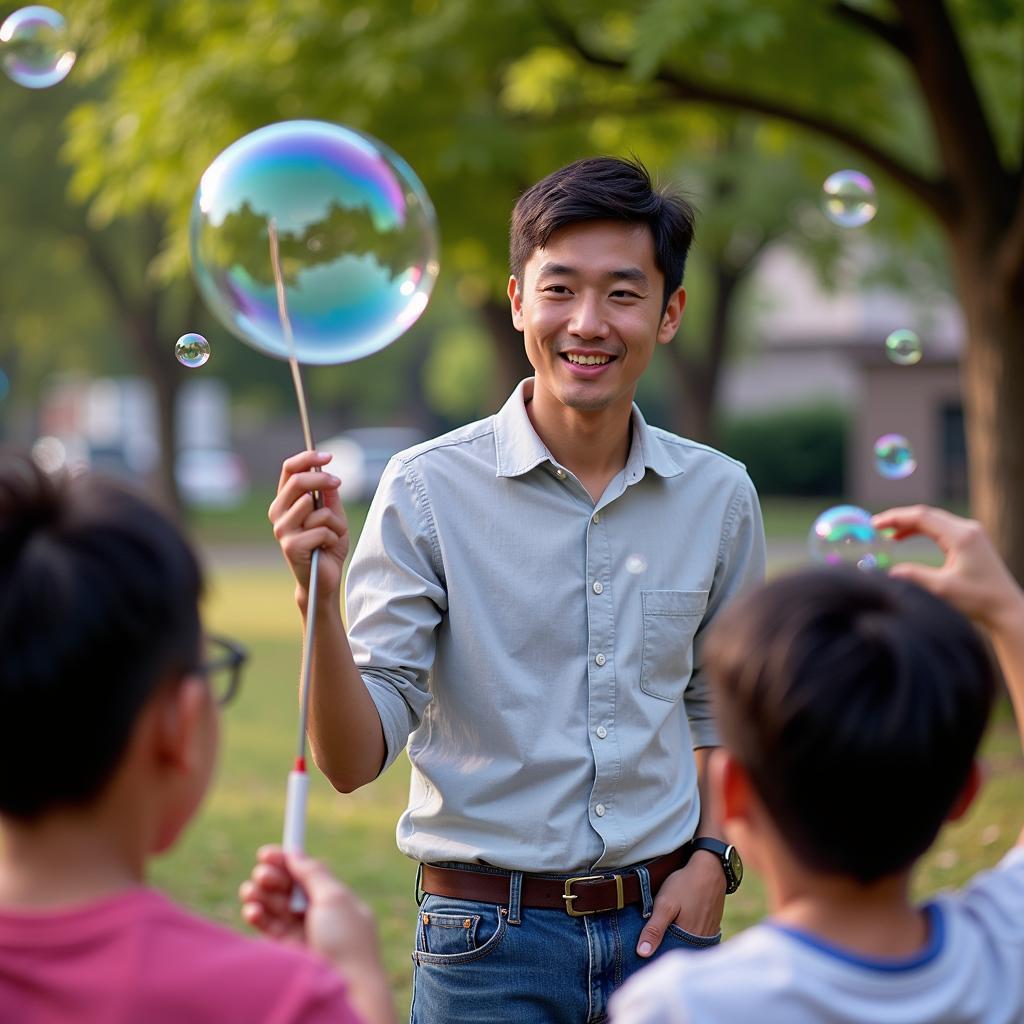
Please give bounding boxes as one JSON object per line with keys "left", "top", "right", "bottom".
{"left": 268, "top": 219, "right": 319, "bottom": 765}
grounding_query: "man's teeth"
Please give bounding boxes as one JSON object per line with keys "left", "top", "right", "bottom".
{"left": 566, "top": 353, "right": 611, "bottom": 365}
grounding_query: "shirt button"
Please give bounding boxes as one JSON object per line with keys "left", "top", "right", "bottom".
{"left": 595, "top": 653, "right": 606, "bottom": 667}
{"left": 592, "top": 581, "right": 603, "bottom": 595}
{"left": 555, "top": 468, "right": 566, "bottom": 479}
{"left": 595, "top": 803, "right": 606, "bottom": 817}
{"left": 596, "top": 726, "right": 608, "bottom": 739}
{"left": 592, "top": 512, "right": 601, "bottom": 524}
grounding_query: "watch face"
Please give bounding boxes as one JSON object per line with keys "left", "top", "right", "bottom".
{"left": 726, "top": 846, "right": 743, "bottom": 887}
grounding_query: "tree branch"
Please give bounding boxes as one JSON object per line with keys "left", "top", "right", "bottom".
{"left": 542, "top": 10, "right": 954, "bottom": 221}
{"left": 890, "top": 0, "right": 1010, "bottom": 215}
{"left": 76, "top": 228, "right": 132, "bottom": 311}
{"left": 996, "top": 181, "right": 1024, "bottom": 291}
{"left": 831, "top": 2, "right": 911, "bottom": 56}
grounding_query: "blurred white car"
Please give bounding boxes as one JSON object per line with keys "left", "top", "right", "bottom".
{"left": 175, "top": 448, "right": 249, "bottom": 508}
{"left": 319, "top": 427, "right": 426, "bottom": 503}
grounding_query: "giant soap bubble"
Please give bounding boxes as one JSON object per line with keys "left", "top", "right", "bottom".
{"left": 190, "top": 120, "right": 439, "bottom": 365}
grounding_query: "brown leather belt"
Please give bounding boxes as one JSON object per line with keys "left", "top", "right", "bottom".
{"left": 419, "top": 844, "right": 694, "bottom": 917}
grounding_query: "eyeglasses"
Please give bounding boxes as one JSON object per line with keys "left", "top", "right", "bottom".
{"left": 197, "top": 634, "right": 248, "bottom": 707}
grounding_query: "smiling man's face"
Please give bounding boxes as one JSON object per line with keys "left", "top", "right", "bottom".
{"left": 509, "top": 219, "right": 685, "bottom": 417}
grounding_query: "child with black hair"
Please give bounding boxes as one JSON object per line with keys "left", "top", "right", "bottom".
{"left": 612, "top": 506, "right": 1024, "bottom": 1023}
{"left": 0, "top": 451, "right": 395, "bottom": 1024}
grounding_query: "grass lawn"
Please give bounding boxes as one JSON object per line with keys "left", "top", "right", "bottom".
{"left": 159, "top": 511, "right": 1024, "bottom": 1018}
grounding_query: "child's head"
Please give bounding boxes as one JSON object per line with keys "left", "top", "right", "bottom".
{"left": 706, "top": 567, "right": 997, "bottom": 884}
{"left": 0, "top": 450, "right": 212, "bottom": 845}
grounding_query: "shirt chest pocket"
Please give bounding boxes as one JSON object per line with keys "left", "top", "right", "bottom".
{"left": 639, "top": 590, "right": 709, "bottom": 702}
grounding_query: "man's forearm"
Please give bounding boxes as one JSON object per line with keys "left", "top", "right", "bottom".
{"left": 693, "top": 746, "right": 724, "bottom": 840}
{"left": 304, "top": 600, "right": 387, "bottom": 793}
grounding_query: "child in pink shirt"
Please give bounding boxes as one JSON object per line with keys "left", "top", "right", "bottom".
{"left": 0, "top": 451, "right": 394, "bottom": 1024}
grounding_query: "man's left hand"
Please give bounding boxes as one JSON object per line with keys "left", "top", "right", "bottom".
{"left": 635, "top": 852, "right": 726, "bottom": 957}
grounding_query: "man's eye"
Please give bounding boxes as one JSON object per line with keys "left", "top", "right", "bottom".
{"left": 611, "top": 290, "right": 641, "bottom": 299}
{"left": 543, "top": 285, "right": 571, "bottom": 294}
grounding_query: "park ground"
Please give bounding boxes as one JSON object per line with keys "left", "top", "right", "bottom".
{"left": 164, "top": 493, "right": 1022, "bottom": 1015}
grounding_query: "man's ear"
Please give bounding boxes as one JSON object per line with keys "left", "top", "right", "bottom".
{"left": 154, "top": 677, "right": 209, "bottom": 774}
{"left": 947, "top": 759, "right": 983, "bottom": 822}
{"left": 508, "top": 275, "right": 524, "bottom": 332}
{"left": 656, "top": 285, "right": 686, "bottom": 345}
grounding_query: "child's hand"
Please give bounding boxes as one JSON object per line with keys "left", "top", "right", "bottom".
{"left": 240, "top": 846, "right": 396, "bottom": 1023}
{"left": 240, "top": 846, "right": 377, "bottom": 965}
{"left": 873, "top": 506, "right": 1024, "bottom": 634}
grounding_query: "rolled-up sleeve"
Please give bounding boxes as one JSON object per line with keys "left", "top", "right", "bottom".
{"left": 344, "top": 456, "right": 447, "bottom": 772}
{"left": 685, "top": 475, "right": 766, "bottom": 748}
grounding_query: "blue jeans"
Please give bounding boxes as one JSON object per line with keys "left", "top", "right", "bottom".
{"left": 410, "top": 863, "right": 721, "bottom": 1024}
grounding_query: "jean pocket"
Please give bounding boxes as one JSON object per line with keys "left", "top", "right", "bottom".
{"left": 664, "top": 923, "right": 722, "bottom": 949}
{"left": 639, "top": 590, "right": 708, "bottom": 702}
{"left": 413, "top": 899, "right": 508, "bottom": 966}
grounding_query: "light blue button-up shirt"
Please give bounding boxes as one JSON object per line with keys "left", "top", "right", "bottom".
{"left": 345, "top": 380, "right": 766, "bottom": 873}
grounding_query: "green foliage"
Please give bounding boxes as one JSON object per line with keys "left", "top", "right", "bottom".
{"left": 719, "top": 405, "right": 848, "bottom": 496}
{"left": 4, "top": 0, "right": 1019, "bottom": 467}
{"left": 424, "top": 322, "right": 496, "bottom": 424}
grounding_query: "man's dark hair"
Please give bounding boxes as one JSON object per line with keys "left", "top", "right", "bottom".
{"left": 706, "top": 567, "right": 996, "bottom": 884}
{"left": 0, "top": 451, "right": 203, "bottom": 819}
{"left": 509, "top": 156, "right": 696, "bottom": 311}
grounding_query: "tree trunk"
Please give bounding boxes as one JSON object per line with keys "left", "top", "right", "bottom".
{"left": 480, "top": 297, "right": 533, "bottom": 407}
{"left": 131, "top": 309, "right": 183, "bottom": 520}
{"left": 950, "top": 242, "right": 1024, "bottom": 585}
{"left": 662, "top": 261, "right": 743, "bottom": 445}
{"left": 80, "top": 220, "right": 186, "bottom": 517}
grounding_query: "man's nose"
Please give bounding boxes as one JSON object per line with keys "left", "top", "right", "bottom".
{"left": 568, "top": 294, "right": 609, "bottom": 339}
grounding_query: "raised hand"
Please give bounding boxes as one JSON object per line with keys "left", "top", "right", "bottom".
{"left": 873, "top": 505, "right": 1024, "bottom": 634}
{"left": 269, "top": 451, "right": 349, "bottom": 604}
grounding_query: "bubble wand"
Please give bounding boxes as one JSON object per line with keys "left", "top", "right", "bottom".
{"left": 268, "top": 219, "right": 317, "bottom": 912}
{"left": 188, "top": 119, "right": 441, "bottom": 915}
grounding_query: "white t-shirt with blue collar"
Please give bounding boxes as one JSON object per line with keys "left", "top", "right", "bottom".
{"left": 611, "top": 848, "right": 1024, "bottom": 1024}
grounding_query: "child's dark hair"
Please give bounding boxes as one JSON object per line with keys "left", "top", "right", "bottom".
{"left": 706, "top": 567, "right": 996, "bottom": 884}
{"left": 0, "top": 451, "right": 203, "bottom": 819}
{"left": 509, "top": 156, "right": 696, "bottom": 312}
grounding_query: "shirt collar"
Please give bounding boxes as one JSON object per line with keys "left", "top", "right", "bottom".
{"left": 494, "top": 378, "right": 686, "bottom": 481}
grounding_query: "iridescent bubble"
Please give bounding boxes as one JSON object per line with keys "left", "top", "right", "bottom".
{"left": 808, "top": 505, "right": 890, "bottom": 570}
{"left": 175, "top": 333, "right": 211, "bottom": 368}
{"left": 873, "top": 433, "right": 916, "bottom": 480}
{"left": 822, "top": 170, "right": 877, "bottom": 228}
{"left": 625, "top": 554, "right": 648, "bottom": 575}
{"left": 0, "top": 6, "right": 75, "bottom": 89}
{"left": 190, "top": 120, "right": 439, "bottom": 366}
{"left": 884, "top": 329, "right": 922, "bottom": 366}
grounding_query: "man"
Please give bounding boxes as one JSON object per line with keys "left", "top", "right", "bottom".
{"left": 0, "top": 451, "right": 394, "bottom": 1024}
{"left": 255, "top": 156, "right": 766, "bottom": 1021}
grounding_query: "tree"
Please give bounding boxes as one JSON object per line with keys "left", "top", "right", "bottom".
{"left": 0, "top": 67, "right": 206, "bottom": 513}
{"left": 530, "top": 0, "right": 1024, "bottom": 577}
{"left": 58, "top": 0, "right": 1023, "bottom": 579}
{"left": 57, "top": 2, "right": 844, "bottom": 443}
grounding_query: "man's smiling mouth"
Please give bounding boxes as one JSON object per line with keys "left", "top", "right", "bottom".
{"left": 563, "top": 353, "right": 614, "bottom": 366}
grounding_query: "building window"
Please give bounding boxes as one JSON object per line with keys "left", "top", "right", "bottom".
{"left": 940, "top": 403, "right": 968, "bottom": 507}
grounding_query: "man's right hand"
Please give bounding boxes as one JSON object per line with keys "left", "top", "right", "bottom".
{"left": 269, "top": 451, "right": 350, "bottom": 606}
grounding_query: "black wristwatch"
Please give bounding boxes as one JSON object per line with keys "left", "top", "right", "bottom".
{"left": 690, "top": 837, "right": 743, "bottom": 894}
